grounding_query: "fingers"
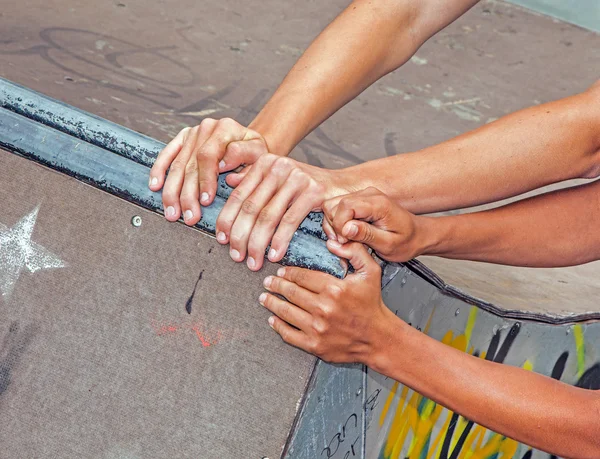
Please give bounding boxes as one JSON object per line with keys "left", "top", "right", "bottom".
{"left": 322, "top": 217, "right": 337, "bottom": 241}
{"left": 323, "top": 188, "right": 388, "bottom": 243}
{"left": 196, "top": 118, "right": 263, "bottom": 206}
{"left": 229, "top": 167, "right": 290, "bottom": 267}
{"left": 269, "top": 185, "right": 324, "bottom": 261}
{"left": 246, "top": 175, "right": 306, "bottom": 268}
{"left": 275, "top": 266, "right": 333, "bottom": 294}
{"left": 215, "top": 154, "right": 278, "bottom": 248}
{"left": 267, "top": 315, "right": 306, "bottom": 350}
{"left": 177, "top": 120, "right": 218, "bottom": 224}
{"left": 149, "top": 127, "right": 190, "bottom": 191}
{"left": 221, "top": 139, "right": 267, "bottom": 172}
{"left": 260, "top": 291, "right": 312, "bottom": 330}
{"left": 326, "top": 240, "right": 380, "bottom": 277}
{"left": 161, "top": 122, "right": 215, "bottom": 221}
{"left": 263, "top": 275, "right": 318, "bottom": 313}
{"left": 180, "top": 155, "right": 201, "bottom": 225}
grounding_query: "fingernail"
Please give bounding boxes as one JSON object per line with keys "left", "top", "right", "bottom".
{"left": 345, "top": 223, "right": 358, "bottom": 237}
{"left": 217, "top": 231, "right": 227, "bottom": 243}
{"left": 165, "top": 206, "right": 176, "bottom": 218}
{"left": 247, "top": 257, "right": 256, "bottom": 269}
{"left": 184, "top": 210, "right": 193, "bottom": 221}
{"left": 150, "top": 177, "right": 158, "bottom": 187}
{"left": 230, "top": 249, "right": 240, "bottom": 261}
{"left": 328, "top": 240, "right": 341, "bottom": 249}
{"left": 201, "top": 192, "right": 210, "bottom": 204}
{"left": 268, "top": 248, "right": 277, "bottom": 260}
{"left": 327, "top": 232, "right": 337, "bottom": 241}
{"left": 268, "top": 316, "right": 275, "bottom": 327}
{"left": 219, "top": 160, "right": 226, "bottom": 170}
{"left": 264, "top": 276, "right": 273, "bottom": 288}
{"left": 259, "top": 293, "right": 267, "bottom": 304}
{"left": 277, "top": 267, "right": 285, "bottom": 277}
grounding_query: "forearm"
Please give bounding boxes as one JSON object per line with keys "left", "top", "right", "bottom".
{"left": 414, "top": 178, "right": 600, "bottom": 267}
{"left": 250, "top": 0, "right": 478, "bottom": 155}
{"left": 345, "top": 84, "right": 600, "bottom": 213}
{"left": 372, "top": 317, "right": 600, "bottom": 457}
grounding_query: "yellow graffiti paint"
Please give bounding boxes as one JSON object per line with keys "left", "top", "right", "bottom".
{"left": 380, "top": 381, "right": 400, "bottom": 427}
{"left": 574, "top": 324, "right": 585, "bottom": 378}
{"left": 378, "top": 314, "right": 526, "bottom": 459}
{"left": 464, "top": 308, "right": 478, "bottom": 347}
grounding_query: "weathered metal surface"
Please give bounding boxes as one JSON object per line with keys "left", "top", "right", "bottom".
{"left": 0, "top": 77, "right": 330, "bottom": 243}
{"left": 0, "top": 104, "right": 343, "bottom": 278}
{"left": 365, "top": 264, "right": 600, "bottom": 458}
{"left": 284, "top": 361, "right": 366, "bottom": 459}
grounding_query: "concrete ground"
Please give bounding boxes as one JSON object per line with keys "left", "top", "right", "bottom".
{"left": 1, "top": 0, "right": 599, "bottom": 315}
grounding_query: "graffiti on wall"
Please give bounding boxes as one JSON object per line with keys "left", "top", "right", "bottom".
{"left": 367, "top": 304, "right": 600, "bottom": 459}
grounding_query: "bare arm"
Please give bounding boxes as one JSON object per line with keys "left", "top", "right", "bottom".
{"left": 260, "top": 243, "right": 600, "bottom": 458}
{"left": 250, "top": 0, "right": 480, "bottom": 155}
{"left": 418, "top": 179, "right": 600, "bottom": 267}
{"left": 323, "top": 175, "right": 600, "bottom": 268}
{"left": 376, "top": 316, "right": 600, "bottom": 458}
{"left": 343, "top": 83, "right": 600, "bottom": 214}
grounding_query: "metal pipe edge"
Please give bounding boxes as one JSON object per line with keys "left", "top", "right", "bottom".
{"left": 0, "top": 106, "right": 345, "bottom": 278}
{"left": 0, "top": 77, "right": 329, "bottom": 241}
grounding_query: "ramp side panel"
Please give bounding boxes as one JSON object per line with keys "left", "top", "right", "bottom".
{"left": 0, "top": 149, "right": 316, "bottom": 458}
{"left": 365, "top": 265, "right": 600, "bottom": 458}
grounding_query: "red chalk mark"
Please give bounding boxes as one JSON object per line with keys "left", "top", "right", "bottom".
{"left": 192, "top": 326, "right": 212, "bottom": 347}
{"left": 150, "top": 315, "right": 223, "bottom": 347}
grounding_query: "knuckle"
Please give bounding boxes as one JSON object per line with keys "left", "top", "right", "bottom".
{"left": 326, "top": 284, "right": 343, "bottom": 299}
{"left": 307, "top": 340, "right": 321, "bottom": 355}
{"left": 184, "top": 160, "right": 198, "bottom": 175}
{"left": 281, "top": 211, "right": 300, "bottom": 226}
{"left": 271, "top": 234, "right": 288, "bottom": 250}
{"left": 292, "top": 268, "right": 307, "bottom": 284}
{"left": 169, "top": 159, "right": 186, "bottom": 172}
{"left": 219, "top": 117, "right": 236, "bottom": 127}
{"left": 283, "top": 283, "right": 297, "bottom": 300}
{"left": 227, "top": 189, "right": 245, "bottom": 204}
{"left": 289, "top": 167, "right": 306, "bottom": 180}
{"left": 256, "top": 207, "right": 276, "bottom": 225}
{"left": 199, "top": 118, "right": 216, "bottom": 129}
{"left": 313, "top": 319, "right": 329, "bottom": 335}
{"left": 361, "top": 225, "right": 375, "bottom": 243}
{"left": 229, "top": 232, "right": 243, "bottom": 245}
{"left": 279, "top": 327, "right": 290, "bottom": 342}
{"left": 240, "top": 199, "right": 260, "bottom": 216}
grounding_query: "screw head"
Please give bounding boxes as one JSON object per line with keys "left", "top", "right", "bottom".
{"left": 131, "top": 215, "right": 142, "bottom": 227}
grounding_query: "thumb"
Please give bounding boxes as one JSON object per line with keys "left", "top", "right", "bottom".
{"left": 326, "top": 240, "right": 378, "bottom": 276}
{"left": 342, "top": 220, "right": 390, "bottom": 250}
{"left": 220, "top": 139, "right": 267, "bottom": 172}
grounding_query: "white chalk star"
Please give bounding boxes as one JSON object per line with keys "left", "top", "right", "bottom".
{"left": 0, "top": 207, "right": 65, "bottom": 298}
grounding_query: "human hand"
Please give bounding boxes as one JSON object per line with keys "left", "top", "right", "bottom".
{"left": 216, "top": 154, "right": 346, "bottom": 271}
{"left": 259, "top": 241, "right": 398, "bottom": 365}
{"left": 322, "top": 187, "right": 427, "bottom": 262}
{"left": 148, "top": 118, "right": 268, "bottom": 224}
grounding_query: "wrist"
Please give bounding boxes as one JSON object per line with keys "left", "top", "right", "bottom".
{"left": 412, "top": 215, "right": 453, "bottom": 258}
{"left": 365, "top": 307, "right": 409, "bottom": 374}
{"left": 249, "top": 96, "right": 308, "bottom": 156}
